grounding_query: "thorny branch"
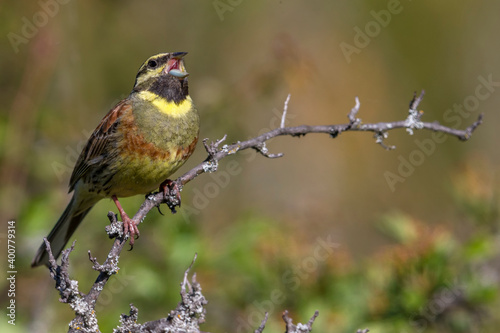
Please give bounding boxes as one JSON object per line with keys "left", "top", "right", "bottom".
{"left": 44, "top": 239, "right": 321, "bottom": 332}
{"left": 45, "top": 238, "right": 100, "bottom": 332}
{"left": 283, "top": 310, "right": 320, "bottom": 333}
{"left": 83, "top": 92, "right": 483, "bottom": 309}
{"left": 43, "top": 91, "right": 483, "bottom": 332}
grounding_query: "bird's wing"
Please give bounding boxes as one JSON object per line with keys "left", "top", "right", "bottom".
{"left": 69, "top": 99, "right": 132, "bottom": 191}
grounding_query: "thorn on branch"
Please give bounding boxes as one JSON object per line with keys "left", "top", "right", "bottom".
{"left": 374, "top": 132, "right": 396, "bottom": 150}
{"left": 253, "top": 142, "right": 284, "bottom": 159}
{"left": 406, "top": 91, "right": 426, "bottom": 135}
{"left": 44, "top": 238, "right": 99, "bottom": 331}
{"left": 461, "top": 113, "right": 484, "bottom": 141}
{"left": 347, "top": 96, "right": 361, "bottom": 127}
{"left": 175, "top": 254, "right": 207, "bottom": 328}
{"left": 202, "top": 134, "right": 227, "bottom": 156}
{"left": 88, "top": 250, "right": 119, "bottom": 275}
{"left": 283, "top": 310, "right": 319, "bottom": 333}
{"left": 116, "top": 304, "right": 141, "bottom": 332}
{"left": 181, "top": 253, "right": 198, "bottom": 294}
{"left": 306, "top": 311, "right": 320, "bottom": 330}
{"left": 339, "top": 96, "right": 361, "bottom": 136}
{"left": 282, "top": 311, "right": 293, "bottom": 332}
{"left": 45, "top": 238, "right": 82, "bottom": 302}
{"left": 254, "top": 312, "right": 269, "bottom": 333}
{"left": 409, "top": 90, "right": 425, "bottom": 110}
{"left": 202, "top": 135, "right": 227, "bottom": 173}
{"left": 214, "top": 134, "right": 228, "bottom": 148}
{"left": 281, "top": 94, "right": 291, "bottom": 129}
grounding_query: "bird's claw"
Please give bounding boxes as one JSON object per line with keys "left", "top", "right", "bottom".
{"left": 122, "top": 215, "right": 140, "bottom": 249}
{"left": 160, "top": 179, "right": 182, "bottom": 213}
{"left": 112, "top": 195, "right": 140, "bottom": 249}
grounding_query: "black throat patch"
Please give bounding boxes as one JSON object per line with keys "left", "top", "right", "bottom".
{"left": 147, "top": 75, "right": 188, "bottom": 104}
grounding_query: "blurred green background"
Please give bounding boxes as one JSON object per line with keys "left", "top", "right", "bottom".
{"left": 1, "top": 1, "right": 499, "bottom": 332}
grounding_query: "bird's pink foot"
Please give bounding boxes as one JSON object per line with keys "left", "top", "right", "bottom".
{"left": 112, "top": 195, "right": 140, "bottom": 248}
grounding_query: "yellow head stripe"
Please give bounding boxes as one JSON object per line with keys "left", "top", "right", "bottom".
{"left": 137, "top": 91, "right": 193, "bottom": 118}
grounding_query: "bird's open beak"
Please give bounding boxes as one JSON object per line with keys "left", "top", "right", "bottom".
{"left": 166, "top": 52, "right": 189, "bottom": 78}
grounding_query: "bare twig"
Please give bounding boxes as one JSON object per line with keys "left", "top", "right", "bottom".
{"left": 181, "top": 253, "right": 197, "bottom": 298}
{"left": 44, "top": 239, "right": 100, "bottom": 332}
{"left": 114, "top": 256, "right": 208, "bottom": 333}
{"left": 283, "top": 310, "right": 319, "bottom": 333}
{"left": 253, "top": 142, "right": 284, "bottom": 159}
{"left": 461, "top": 113, "right": 484, "bottom": 141}
{"left": 281, "top": 93, "right": 291, "bottom": 128}
{"left": 203, "top": 135, "right": 227, "bottom": 157}
{"left": 46, "top": 235, "right": 208, "bottom": 332}
{"left": 409, "top": 90, "right": 425, "bottom": 110}
{"left": 347, "top": 96, "right": 361, "bottom": 126}
{"left": 255, "top": 313, "right": 269, "bottom": 333}
{"left": 306, "top": 311, "right": 320, "bottom": 330}
{"left": 374, "top": 131, "right": 396, "bottom": 151}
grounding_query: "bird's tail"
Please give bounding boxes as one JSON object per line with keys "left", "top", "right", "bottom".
{"left": 31, "top": 195, "right": 93, "bottom": 267}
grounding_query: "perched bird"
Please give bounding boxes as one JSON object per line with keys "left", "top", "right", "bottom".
{"left": 32, "top": 52, "right": 199, "bottom": 267}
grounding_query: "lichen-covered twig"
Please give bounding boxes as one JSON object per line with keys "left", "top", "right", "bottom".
{"left": 43, "top": 91, "right": 482, "bottom": 332}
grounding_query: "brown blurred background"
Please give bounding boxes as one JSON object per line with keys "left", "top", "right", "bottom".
{"left": 1, "top": 1, "right": 499, "bottom": 332}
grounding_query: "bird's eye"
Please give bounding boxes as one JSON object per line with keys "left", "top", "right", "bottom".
{"left": 147, "top": 60, "right": 158, "bottom": 68}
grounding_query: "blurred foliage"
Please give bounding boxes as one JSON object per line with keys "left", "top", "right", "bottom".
{"left": 4, "top": 160, "right": 498, "bottom": 332}
{"left": 1, "top": 1, "right": 499, "bottom": 332}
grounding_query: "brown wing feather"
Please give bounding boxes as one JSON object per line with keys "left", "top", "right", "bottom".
{"left": 69, "top": 100, "right": 132, "bottom": 191}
